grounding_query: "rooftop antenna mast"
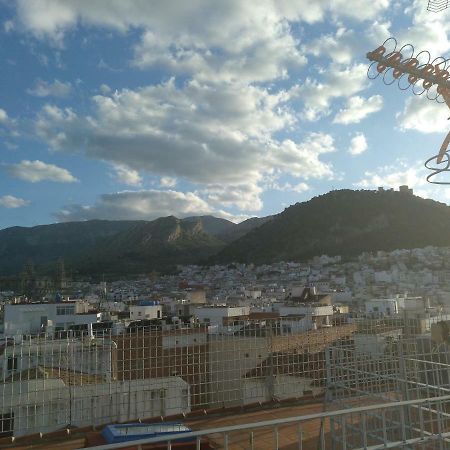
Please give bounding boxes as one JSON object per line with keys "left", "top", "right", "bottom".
{"left": 366, "top": 38, "right": 450, "bottom": 184}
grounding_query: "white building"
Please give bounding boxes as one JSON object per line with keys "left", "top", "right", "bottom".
{"left": 244, "top": 288, "right": 262, "bottom": 300}
{"left": 276, "top": 304, "right": 333, "bottom": 318}
{"left": 186, "top": 289, "right": 207, "bottom": 304}
{"left": 0, "top": 338, "right": 115, "bottom": 381}
{"left": 193, "top": 306, "right": 250, "bottom": 326}
{"left": 365, "top": 298, "right": 399, "bottom": 316}
{"left": 129, "top": 300, "right": 162, "bottom": 321}
{"left": 374, "top": 271, "right": 393, "bottom": 284}
{"left": 274, "top": 304, "right": 333, "bottom": 328}
{"left": 365, "top": 295, "right": 425, "bottom": 317}
{"left": 328, "top": 290, "right": 353, "bottom": 305}
{"left": 3, "top": 302, "right": 101, "bottom": 337}
{"left": 0, "top": 377, "right": 190, "bottom": 437}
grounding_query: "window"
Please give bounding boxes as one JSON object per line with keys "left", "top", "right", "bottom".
{"left": 0, "top": 413, "right": 13, "bottom": 437}
{"left": 7, "top": 357, "right": 17, "bottom": 372}
{"left": 56, "top": 305, "right": 75, "bottom": 315}
{"left": 157, "top": 310, "right": 161, "bottom": 318}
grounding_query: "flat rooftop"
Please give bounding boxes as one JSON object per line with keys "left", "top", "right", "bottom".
{"left": 0, "top": 401, "right": 329, "bottom": 449}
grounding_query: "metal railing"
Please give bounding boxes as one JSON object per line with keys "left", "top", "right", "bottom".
{"left": 80, "top": 395, "right": 450, "bottom": 450}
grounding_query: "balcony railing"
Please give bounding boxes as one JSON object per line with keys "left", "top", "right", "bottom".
{"left": 81, "top": 395, "right": 450, "bottom": 450}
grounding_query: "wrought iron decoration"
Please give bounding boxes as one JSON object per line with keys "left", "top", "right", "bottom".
{"left": 367, "top": 38, "right": 450, "bottom": 184}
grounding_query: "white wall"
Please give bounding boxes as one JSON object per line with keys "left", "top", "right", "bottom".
{"left": 4, "top": 303, "right": 100, "bottom": 337}
{"left": 242, "top": 375, "right": 321, "bottom": 404}
{"left": 208, "top": 335, "right": 268, "bottom": 407}
{"left": 365, "top": 299, "right": 398, "bottom": 316}
{"left": 1, "top": 377, "right": 190, "bottom": 437}
{"left": 277, "top": 305, "right": 333, "bottom": 317}
{"left": 129, "top": 304, "right": 162, "bottom": 320}
{"left": 244, "top": 289, "right": 261, "bottom": 299}
{"left": 162, "top": 332, "right": 207, "bottom": 349}
{"left": 0, "top": 339, "right": 114, "bottom": 380}
{"left": 354, "top": 330, "right": 402, "bottom": 357}
{"left": 193, "top": 306, "right": 250, "bottom": 324}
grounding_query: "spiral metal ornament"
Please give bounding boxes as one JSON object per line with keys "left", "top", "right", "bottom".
{"left": 366, "top": 38, "right": 450, "bottom": 184}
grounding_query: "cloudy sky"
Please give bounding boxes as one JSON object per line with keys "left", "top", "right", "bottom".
{"left": 1, "top": 0, "right": 450, "bottom": 229}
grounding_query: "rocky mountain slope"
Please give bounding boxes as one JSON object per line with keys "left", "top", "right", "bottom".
{"left": 215, "top": 189, "right": 450, "bottom": 264}
{"left": 3, "top": 189, "right": 450, "bottom": 277}
{"left": 0, "top": 215, "right": 262, "bottom": 276}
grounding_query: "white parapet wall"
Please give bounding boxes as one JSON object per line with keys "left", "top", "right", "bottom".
{"left": 0, "top": 376, "right": 190, "bottom": 437}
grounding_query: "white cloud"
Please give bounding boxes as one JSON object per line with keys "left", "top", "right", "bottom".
{"left": 367, "top": 20, "right": 391, "bottom": 45}
{"left": 334, "top": 95, "right": 383, "bottom": 125}
{"left": 355, "top": 160, "right": 427, "bottom": 189}
{"left": 266, "top": 133, "right": 336, "bottom": 179}
{"left": 160, "top": 176, "right": 177, "bottom": 188}
{"left": 0, "top": 195, "right": 29, "bottom": 208}
{"left": 307, "top": 27, "right": 359, "bottom": 65}
{"left": 27, "top": 79, "right": 72, "bottom": 98}
{"left": 3, "top": 20, "right": 14, "bottom": 33}
{"left": 16, "top": 1, "right": 306, "bottom": 83}
{"left": 112, "top": 164, "right": 142, "bottom": 186}
{"left": 397, "top": 96, "right": 449, "bottom": 134}
{"left": 203, "top": 183, "right": 264, "bottom": 212}
{"left": 349, "top": 133, "right": 368, "bottom": 156}
{"left": 13, "top": 0, "right": 390, "bottom": 83}
{"left": 99, "top": 84, "right": 111, "bottom": 94}
{"left": 7, "top": 160, "right": 78, "bottom": 183}
{"left": 14, "top": 1, "right": 395, "bottom": 215}
{"left": 15, "top": 0, "right": 390, "bottom": 40}
{"left": 356, "top": 158, "right": 450, "bottom": 200}
{"left": 299, "top": 64, "right": 368, "bottom": 121}
{"left": 268, "top": 181, "right": 310, "bottom": 193}
{"left": 35, "top": 81, "right": 335, "bottom": 211}
{"left": 0, "top": 108, "right": 8, "bottom": 123}
{"left": 35, "top": 81, "right": 291, "bottom": 183}
{"left": 133, "top": 24, "right": 306, "bottom": 84}
{"left": 55, "top": 189, "right": 245, "bottom": 223}
{"left": 399, "top": 0, "right": 450, "bottom": 58}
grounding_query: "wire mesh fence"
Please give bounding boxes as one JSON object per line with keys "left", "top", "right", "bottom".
{"left": 326, "top": 316, "right": 450, "bottom": 449}
{"left": 1, "top": 313, "right": 450, "bottom": 448}
{"left": 0, "top": 317, "right": 354, "bottom": 438}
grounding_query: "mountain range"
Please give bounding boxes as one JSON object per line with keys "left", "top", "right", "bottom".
{"left": 2, "top": 189, "right": 450, "bottom": 278}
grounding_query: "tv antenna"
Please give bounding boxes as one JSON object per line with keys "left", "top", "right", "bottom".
{"left": 367, "top": 38, "right": 450, "bottom": 184}
{"left": 427, "top": 0, "right": 450, "bottom": 12}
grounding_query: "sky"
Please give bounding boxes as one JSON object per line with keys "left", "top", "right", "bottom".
{"left": 1, "top": 0, "right": 450, "bottom": 229}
